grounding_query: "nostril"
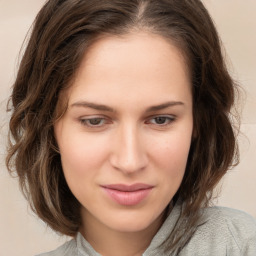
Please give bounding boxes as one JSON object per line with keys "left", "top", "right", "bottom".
{"left": 109, "top": 145, "right": 148, "bottom": 173}
{"left": 110, "top": 157, "right": 148, "bottom": 174}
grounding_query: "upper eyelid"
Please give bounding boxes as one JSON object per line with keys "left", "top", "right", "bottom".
{"left": 80, "top": 116, "right": 109, "bottom": 122}
{"left": 79, "top": 117, "right": 110, "bottom": 128}
{"left": 79, "top": 114, "right": 175, "bottom": 120}
{"left": 145, "top": 115, "right": 176, "bottom": 124}
{"left": 78, "top": 115, "right": 176, "bottom": 130}
{"left": 79, "top": 114, "right": 110, "bottom": 120}
{"left": 146, "top": 114, "right": 176, "bottom": 120}
{"left": 78, "top": 114, "right": 176, "bottom": 120}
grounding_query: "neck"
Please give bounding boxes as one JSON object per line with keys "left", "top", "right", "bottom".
{"left": 80, "top": 210, "right": 166, "bottom": 256}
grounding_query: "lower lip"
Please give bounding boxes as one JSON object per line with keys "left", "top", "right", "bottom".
{"left": 102, "top": 187, "right": 152, "bottom": 206}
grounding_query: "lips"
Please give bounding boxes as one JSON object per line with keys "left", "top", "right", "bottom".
{"left": 101, "top": 183, "right": 153, "bottom": 206}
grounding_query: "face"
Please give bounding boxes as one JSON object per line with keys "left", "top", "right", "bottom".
{"left": 54, "top": 32, "right": 193, "bottom": 235}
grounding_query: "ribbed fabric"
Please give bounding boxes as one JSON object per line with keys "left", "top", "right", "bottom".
{"left": 36, "top": 202, "right": 256, "bottom": 256}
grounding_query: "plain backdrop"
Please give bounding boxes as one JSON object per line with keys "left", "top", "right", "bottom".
{"left": 0, "top": 1, "right": 255, "bottom": 255}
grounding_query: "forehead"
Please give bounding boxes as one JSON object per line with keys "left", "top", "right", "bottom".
{"left": 79, "top": 32, "right": 189, "bottom": 79}
{"left": 66, "top": 32, "right": 192, "bottom": 108}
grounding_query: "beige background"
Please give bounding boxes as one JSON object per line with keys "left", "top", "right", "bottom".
{"left": 0, "top": 0, "right": 255, "bottom": 255}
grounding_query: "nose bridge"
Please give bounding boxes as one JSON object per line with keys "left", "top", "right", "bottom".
{"left": 110, "top": 122, "right": 147, "bottom": 173}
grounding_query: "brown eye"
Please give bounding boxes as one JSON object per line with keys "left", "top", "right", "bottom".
{"left": 147, "top": 115, "right": 175, "bottom": 126}
{"left": 80, "top": 117, "right": 105, "bottom": 127}
{"left": 154, "top": 117, "right": 168, "bottom": 124}
{"left": 88, "top": 118, "right": 103, "bottom": 125}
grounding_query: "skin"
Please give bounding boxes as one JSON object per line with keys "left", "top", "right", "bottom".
{"left": 54, "top": 31, "right": 193, "bottom": 256}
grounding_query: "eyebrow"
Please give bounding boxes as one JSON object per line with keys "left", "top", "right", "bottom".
{"left": 71, "top": 101, "right": 115, "bottom": 112}
{"left": 70, "top": 100, "right": 184, "bottom": 112}
{"left": 145, "top": 101, "right": 184, "bottom": 112}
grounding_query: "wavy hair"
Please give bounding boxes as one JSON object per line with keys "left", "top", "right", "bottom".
{"left": 6, "top": 0, "right": 239, "bottom": 254}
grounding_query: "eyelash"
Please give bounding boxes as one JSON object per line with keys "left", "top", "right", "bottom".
{"left": 146, "top": 115, "right": 175, "bottom": 126}
{"left": 79, "top": 117, "right": 109, "bottom": 127}
{"left": 79, "top": 115, "right": 176, "bottom": 129}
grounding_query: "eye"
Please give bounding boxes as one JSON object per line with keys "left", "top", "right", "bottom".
{"left": 80, "top": 117, "right": 107, "bottom": 127}
{"left": 146, "top": 115, "right": 175, "bottom": 126}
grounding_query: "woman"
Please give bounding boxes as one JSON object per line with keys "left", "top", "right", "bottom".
{"left": 6, "top": 0, "right": 256, "bottom": 255}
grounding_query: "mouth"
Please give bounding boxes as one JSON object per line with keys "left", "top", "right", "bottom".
{"left": 101, "top": 183, "right": 154, "bottom": 206}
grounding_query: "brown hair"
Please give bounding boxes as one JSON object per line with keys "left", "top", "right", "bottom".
{"left": 6, "top": 0, "right": 239, "bottom": 254}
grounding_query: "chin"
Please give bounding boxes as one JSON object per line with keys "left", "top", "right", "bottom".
{"left": 103, "top": 209, "right": 165, "bottom": 233}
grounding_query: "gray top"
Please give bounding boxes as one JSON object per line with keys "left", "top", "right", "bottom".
{"left": 36, "top": 202, "right": 256, "bottom": 256}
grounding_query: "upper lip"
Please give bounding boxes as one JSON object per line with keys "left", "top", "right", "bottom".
{"left": 101, "top": 183, "right": 154, "bottom": 192}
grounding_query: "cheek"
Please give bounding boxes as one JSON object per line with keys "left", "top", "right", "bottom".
{"left": 55, "top": 118, "right": 110, "bottom": 182}
{"left": 150, "top": 132, "right": 191, "bottom": 165}
{"left": 60, "top": 134, "right": 109, "bottom": 177}
{"left": 58, "top": 133, "right": 111, "bottom": 203}
{"left": 148, "top": 130, "right": 192, "bottom": 185}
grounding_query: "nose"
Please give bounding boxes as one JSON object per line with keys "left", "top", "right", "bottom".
{"left": 110, "top": 124, "right": 148, "bottom": 174}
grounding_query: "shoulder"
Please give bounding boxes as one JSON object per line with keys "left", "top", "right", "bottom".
{"left": 191, "top": 206, "right": 256, "bottom": 254}
{"left": 181, "top": 206, "right": 256, "bottom": 256}
{"left": 35, "top": 238, "right": 76, "bottom": 256}
{"left": 204, "top": 206, "right": 256, "bottom": 241}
